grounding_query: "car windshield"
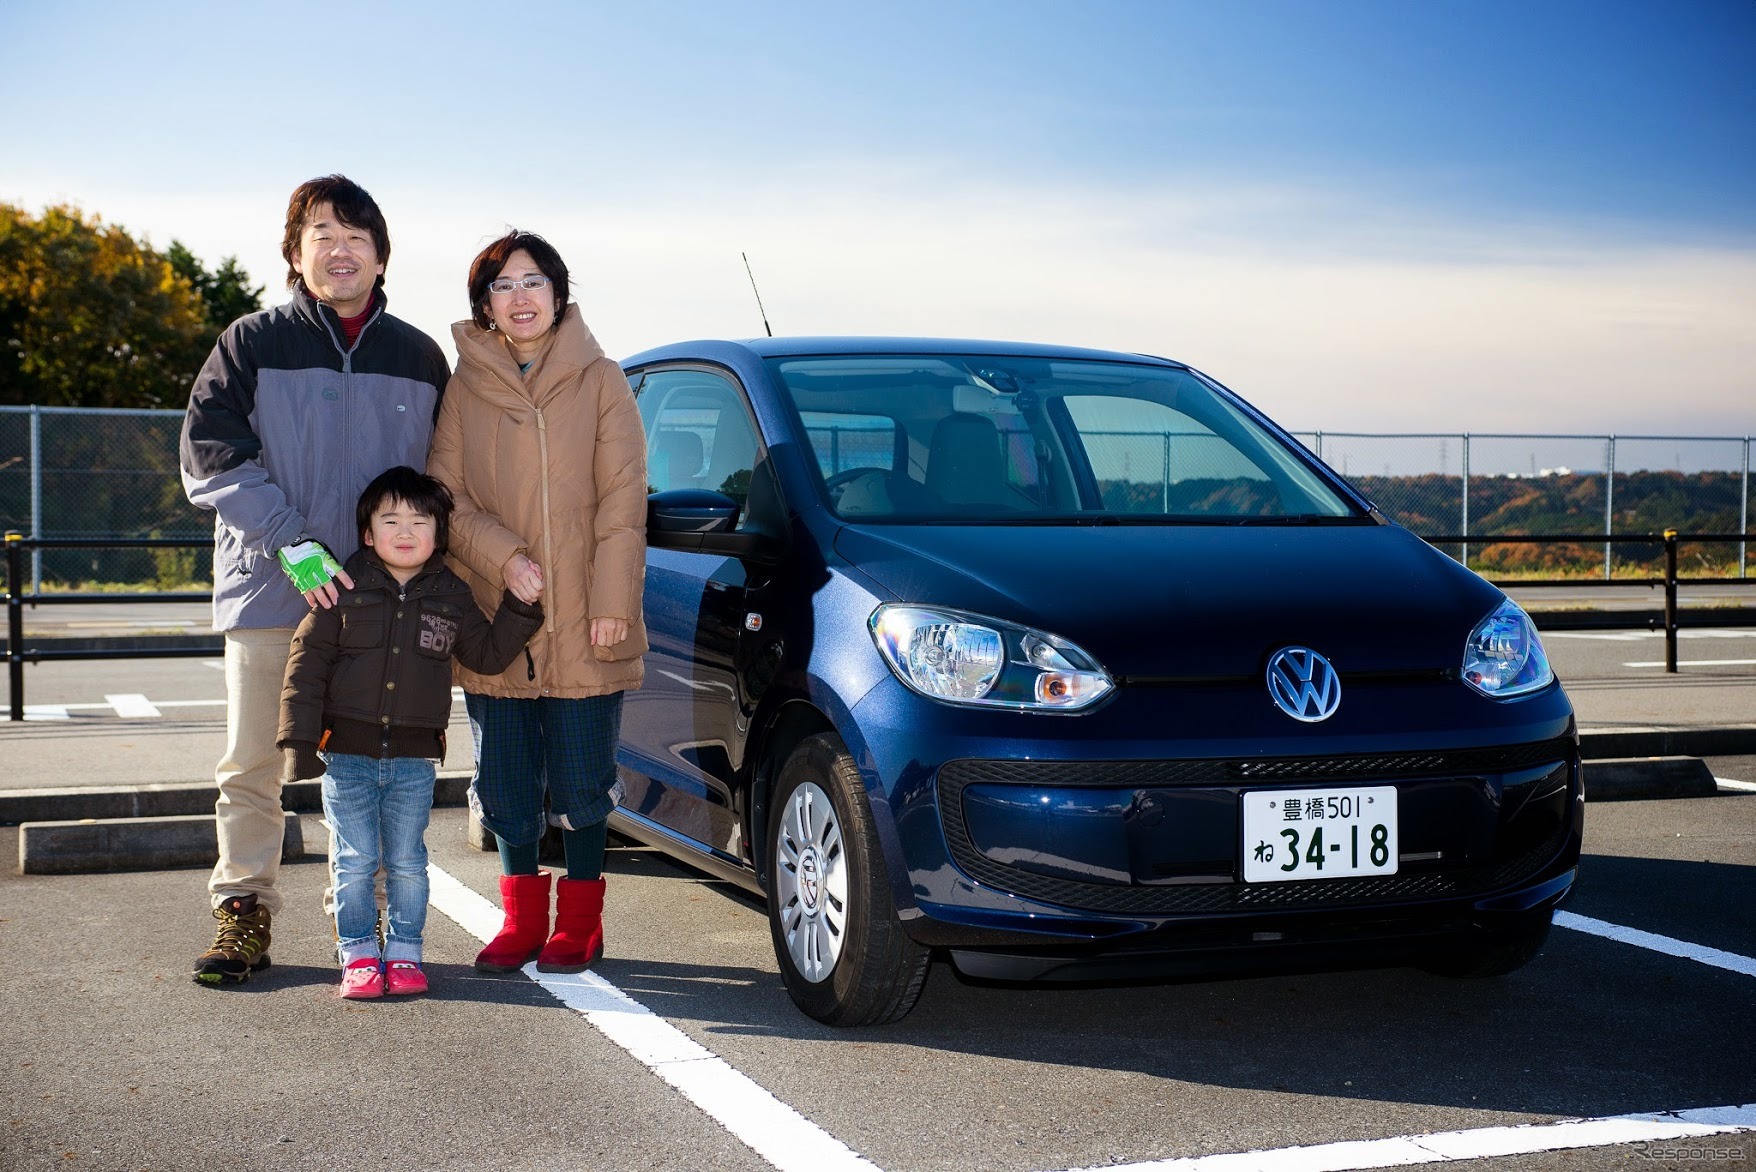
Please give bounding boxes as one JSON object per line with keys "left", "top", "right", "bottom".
{"left": 766, "top": 354, "right": 1364, "bottom": 524}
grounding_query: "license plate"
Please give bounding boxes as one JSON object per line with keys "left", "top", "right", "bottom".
{"left": 1242, "top": 786, "right": 1398, "bottom": 883}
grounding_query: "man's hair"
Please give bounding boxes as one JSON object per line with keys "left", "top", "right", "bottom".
{"left": 357, "top": 466, "right": 453, "bottom": 554}
{"left": 281, "top": 175, "right": 391, "bottom": 291}
{"left": 467, "top": 230, "right": 571, "bottom": 331}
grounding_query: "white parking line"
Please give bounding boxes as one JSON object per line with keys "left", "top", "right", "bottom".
{"left": 425, "top": 863, "right": 878, "bottom": 1172}
{"left": 1544, "top": 630, "right": 1756, "bottom": 642}
{"left": 1556, "top": 911, "right": 1756, "bottom": 978}
{"left": 105, "top": 693, "right": 162, "bottom": 718}
{"left": 1052, "top": 1103, "right": 1756, "bottom": 1172}
{"left": 1718, "top": 778, "right": 1756, "bottom": 793}
{"left": 1622, "top": 658, "right": 1756, "bottom": 667}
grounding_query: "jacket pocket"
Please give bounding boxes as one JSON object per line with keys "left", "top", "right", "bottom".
{"left": 337, "top": 596, "right": 386, "bottom": 649}
{"left": 591, "top": 624, "right": 650, "bottom": 663}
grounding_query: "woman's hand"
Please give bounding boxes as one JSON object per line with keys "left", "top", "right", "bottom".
{"left": 504, "top": 553, "right": 544, "bottom": 604}
{"left": 591, "top": 617, "right": 628, "bottom": 648}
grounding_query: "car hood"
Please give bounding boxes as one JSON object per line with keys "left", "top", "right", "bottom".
{"left": 833, "top": 522, "right": 1506, "bottom": 679}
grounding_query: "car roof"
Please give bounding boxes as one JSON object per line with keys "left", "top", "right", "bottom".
{"left": 622, "top": 336, "right": 1190, "bottom": 369}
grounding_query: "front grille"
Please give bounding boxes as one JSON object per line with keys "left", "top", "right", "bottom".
{"left": 936, "top": 741, "right": 1575, "bottom": 916}
{"left": 940, "top": 738, "right": 1573, "bottom": 790}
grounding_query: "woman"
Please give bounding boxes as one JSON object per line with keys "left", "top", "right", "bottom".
{"left": 428, "top": 230, "right": 648, "bottom": 973}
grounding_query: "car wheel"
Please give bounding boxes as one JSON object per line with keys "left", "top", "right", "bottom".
{"left": 1422, "top": 910, "right": 1553, "bottom": 978}
{"left": 766, "top": 732, "right": 930, "bottom": 1025}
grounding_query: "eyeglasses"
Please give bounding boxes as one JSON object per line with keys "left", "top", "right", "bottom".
{"left": 487, "top": 275, "right": 551, "bottom": 295}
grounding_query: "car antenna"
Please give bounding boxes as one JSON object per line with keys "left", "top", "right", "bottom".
{"left": 741, "top": 251, "right": 774, "bottom": 337}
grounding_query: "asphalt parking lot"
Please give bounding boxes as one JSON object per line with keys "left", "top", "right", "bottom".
{"left": 3, "top": 787, "right": 1752, "bottom": 1172}
{"left": 3, "top": 607, "right": 1753, "bottom": 1170}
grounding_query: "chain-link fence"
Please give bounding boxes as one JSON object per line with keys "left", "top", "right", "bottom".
{"left": 0, "top": 406, "right": 211, "bottom": 590}
{"left": 2, "top": 407, "right": 1750, "bottom": 585}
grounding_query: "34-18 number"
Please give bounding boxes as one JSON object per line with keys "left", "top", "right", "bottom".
{"left": 1278, "top": 823, "right": 1390, "bottom": 873}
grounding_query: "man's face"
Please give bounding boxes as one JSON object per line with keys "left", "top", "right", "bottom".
{"left": 293, "top": 201, "right": 384, "bottom": 317}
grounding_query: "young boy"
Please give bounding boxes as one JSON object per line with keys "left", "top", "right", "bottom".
{"left": 279, "top": 466, "right": 542, "bottom": 999}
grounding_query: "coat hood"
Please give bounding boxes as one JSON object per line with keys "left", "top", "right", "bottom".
{"left": 451, "top": 303, "right": 607, "bottom": 410}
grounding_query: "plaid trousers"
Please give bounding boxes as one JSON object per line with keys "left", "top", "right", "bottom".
{"left": 464, "top": 692, "right": 624, "bottom": 846}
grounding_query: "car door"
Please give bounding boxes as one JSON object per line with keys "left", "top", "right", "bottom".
{"left": 618, "top": 365, "right": 770, "bottom": 868}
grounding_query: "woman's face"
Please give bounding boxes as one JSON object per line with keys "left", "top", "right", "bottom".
{"left": 484, "top": 248, "right": 557, "bottom": 350}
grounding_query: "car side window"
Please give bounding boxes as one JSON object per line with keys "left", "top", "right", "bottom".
{"left": 636, "top": 367, "right": 770, "bottom": 532}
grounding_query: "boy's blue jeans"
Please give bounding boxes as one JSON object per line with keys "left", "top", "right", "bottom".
{"left": 320, "top": 753, "right": 435, "bottom": 964}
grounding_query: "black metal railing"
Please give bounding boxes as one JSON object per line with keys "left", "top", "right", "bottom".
{"left": 5, "top": 532, "right": 213, "bottom": 721}
{"left": 6, "top": 529, "right": 1754, "bottom": 720}
{"left": 1416, "top": 531, "right": 1756, "bottom": 672}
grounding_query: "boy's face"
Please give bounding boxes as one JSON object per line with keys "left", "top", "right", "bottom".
{"left": 363, "top": 496, "right": 436, "bottom": 576}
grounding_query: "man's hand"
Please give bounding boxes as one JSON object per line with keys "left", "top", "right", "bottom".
{"left": 504, "top": 553, "right": 544, "bottom": 605}
{"left": 278, "top": 540, "right": 354, "bottom": 609}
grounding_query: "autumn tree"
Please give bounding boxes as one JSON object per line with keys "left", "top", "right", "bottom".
{"left": 0, "top": 203, "right": 260, "bottom": 409}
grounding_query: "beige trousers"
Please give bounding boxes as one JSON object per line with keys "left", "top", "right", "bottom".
{"left": 208, "top": 626, "right": 296, "bottom": 914}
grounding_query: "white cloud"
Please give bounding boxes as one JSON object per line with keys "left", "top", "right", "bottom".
{"left": 9, "top": 166, "right": 1753, "bottom": 436}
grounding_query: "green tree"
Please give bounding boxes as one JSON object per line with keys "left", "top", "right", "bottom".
{"left": 0, "top": 203, "right": 254, "bottom": 409}
{"left": 166, "top": 240, "right": 263, "bottom": 333}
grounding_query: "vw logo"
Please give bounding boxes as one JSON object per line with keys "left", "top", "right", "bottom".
{"left": 799, "top": 848, "right": 822, "bottom": 913}
{"left": 1266, "top": 646, "right": 1341, "bottom": 722}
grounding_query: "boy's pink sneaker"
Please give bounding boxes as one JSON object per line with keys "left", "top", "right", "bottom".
{"left": 384, "top": 960, "right": 428, "bottom": 996}
{"left": 338, "top": 958, "right": 384, "bottom": 1000}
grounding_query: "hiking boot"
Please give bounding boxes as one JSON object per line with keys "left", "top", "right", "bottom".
{"left": 192, "top": 894, "right": 273, "bottom": 986}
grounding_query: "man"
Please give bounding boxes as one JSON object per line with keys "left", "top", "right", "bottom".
{"left": 180, "top": 175, "right": 450, "bottom": 985}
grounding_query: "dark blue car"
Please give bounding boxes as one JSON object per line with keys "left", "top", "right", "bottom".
{"left": 608, "top": 338, "right": 1581, "bottom": 1025}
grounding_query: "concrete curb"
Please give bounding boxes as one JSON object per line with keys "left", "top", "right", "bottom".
{"left": 0, "top": 771, "right": 472, "bottom": 826}
{"left": 1581, "top": 756, "right": 1721, "bottom": 802}
{"left": 1579, "top": 725, "right": 1756, "bottom": 759}
{"left": 19, "top": 811, "right": 303, "bottom": 875}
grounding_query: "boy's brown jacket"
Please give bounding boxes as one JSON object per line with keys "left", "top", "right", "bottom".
{"left": 277, "top": 549, "right": 542, "bottom": 774}
{"left": 427, "top": 304, "right": 648, "bottom": 699}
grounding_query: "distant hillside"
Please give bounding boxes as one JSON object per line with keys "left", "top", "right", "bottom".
{"left": 1349, "top": 470, "right": 1750, "bottom": 574}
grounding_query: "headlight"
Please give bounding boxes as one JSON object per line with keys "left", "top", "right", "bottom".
{"left": 870, "top": 604, "right": 1114, "bottom": 711}
{"left": 1462, "top": 599, "right": 1554, "bottom": 699}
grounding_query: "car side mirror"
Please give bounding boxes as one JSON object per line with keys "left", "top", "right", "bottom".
{"left": 647, "top": 490, "right": 783, "bottom": 562}
{"left": 649, "top": 489, "right": 740, "bottom": 535}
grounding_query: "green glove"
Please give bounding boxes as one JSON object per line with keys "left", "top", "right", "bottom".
{"left": 277, "top": 539, "right": 342, "bottom": 594}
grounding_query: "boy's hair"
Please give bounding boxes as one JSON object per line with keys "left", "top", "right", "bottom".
{"left": 281, "top": 174, "right": 392, "bottom": 291}
{"left": 467, "top": 229, "right": 571, "bottom": 331}
{"left": 357, "top": 466, "right": 453, "bottom": 553}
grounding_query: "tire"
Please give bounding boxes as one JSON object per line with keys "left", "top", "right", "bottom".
{"left": 766, "top": 732, "right": 930, "bottom": 1025}
{"left": 1422, "top": 910, "right": 1553, "bottom": 978}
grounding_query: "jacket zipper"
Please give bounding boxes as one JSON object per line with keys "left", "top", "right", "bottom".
{"left": 535, "top": 407, "right": 555, "bottom": 637}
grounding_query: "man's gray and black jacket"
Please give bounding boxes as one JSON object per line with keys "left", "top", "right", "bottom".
{"left": 180, "top": 282, "right": 450, "bottom": 632}
{"left": 278, "top": 550, "right": 543, "bottom": 779}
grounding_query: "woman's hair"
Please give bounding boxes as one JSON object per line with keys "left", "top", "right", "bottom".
{"left": 281, "top": 174, "right": 391, "bottom": 291}
{"left": 356, "top": 465, "right": 454, "bottom": 553}
{"left": 467, "top": 230, "right": 571, "bottom": 331}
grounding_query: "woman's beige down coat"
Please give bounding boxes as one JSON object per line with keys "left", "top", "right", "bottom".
{"left": 428, "top": 304, "right": 647, "bottom": 699}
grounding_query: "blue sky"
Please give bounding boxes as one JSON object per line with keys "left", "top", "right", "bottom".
{"left": 3, "top": 0, "right": 1752, "bottom": 437}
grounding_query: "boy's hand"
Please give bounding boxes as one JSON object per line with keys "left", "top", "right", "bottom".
{"left": 278, "top": 539, "right": 353, "bottom": 609}
{"left": 281, "top": 742, "right": 325, "bottom": 782}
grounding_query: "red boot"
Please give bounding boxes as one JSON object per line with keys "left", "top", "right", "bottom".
{"left": 537, "top": 877, "right": 605, "bottom": 973}
{"left": 474, "top": 872, "right": 552, "bottom": 973}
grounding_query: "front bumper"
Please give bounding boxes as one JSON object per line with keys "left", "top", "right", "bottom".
{"left": 844, "top": 676, "right": 1583, "bottom": 968}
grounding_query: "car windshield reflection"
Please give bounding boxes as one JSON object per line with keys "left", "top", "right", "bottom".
{"left": 767, "top": 355, "right": 1363, "bottom": 524}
